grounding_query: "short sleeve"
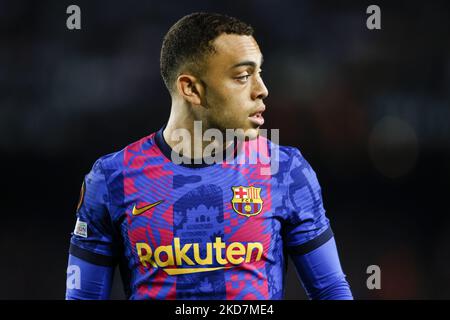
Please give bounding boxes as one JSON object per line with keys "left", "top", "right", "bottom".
{"left": 69, "top": 159, "right": 118, "bottom": 266}
{"left": 283, "top": 148, "right": 333, "bottom": 255}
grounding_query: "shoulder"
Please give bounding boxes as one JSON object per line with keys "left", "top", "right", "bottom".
{"left": 279, "top": 145, "right": 304, "bottom": 163}
{"left": 90, "top": 132, "right": 157, "bottom": 178}
{"left": 263, "top": 136, "right": 308, "bottom": 167}
{"left": 262, "top": 138, "right": 321, "bottom": 189}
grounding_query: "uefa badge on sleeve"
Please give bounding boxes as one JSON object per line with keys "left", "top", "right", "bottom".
{"left": 231, "top": 186, "right": 264, "bottom": 218}
{"left": 74, "top": 219, "right": 88, "bottom": 238}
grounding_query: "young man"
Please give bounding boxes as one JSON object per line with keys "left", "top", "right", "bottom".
{"left": 66, "top": 12, "right": 353, "bottom": 300}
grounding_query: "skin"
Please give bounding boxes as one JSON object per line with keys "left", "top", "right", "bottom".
{"left": 163, "top": 34, "right": 269, "bottom": 159}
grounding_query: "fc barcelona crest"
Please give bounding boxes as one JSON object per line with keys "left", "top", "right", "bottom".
{"left": 231, "top": 186, "right": 264, "bottom": 217}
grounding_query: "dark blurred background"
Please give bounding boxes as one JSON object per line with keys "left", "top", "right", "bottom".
{"left": 1, "top": 0, "right": 449, "bottom": 299}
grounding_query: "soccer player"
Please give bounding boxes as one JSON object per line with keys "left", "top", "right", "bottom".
{"left": 65, "top": 12, "right": 353, "bottom": 300}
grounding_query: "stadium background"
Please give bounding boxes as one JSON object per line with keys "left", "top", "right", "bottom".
{"left": 1, "top": 0, "right": 449, "bottom": 299}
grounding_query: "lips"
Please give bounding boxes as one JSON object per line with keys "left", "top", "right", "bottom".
{"left": 248, "top": 112, "right": 265, "bottom": 126}
{"left": 248, "top": 106, "right": 265, "bottom": 126}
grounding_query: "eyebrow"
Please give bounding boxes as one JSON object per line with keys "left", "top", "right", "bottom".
{"left": 231, "top": 55, "right": 264, "bottom": 69}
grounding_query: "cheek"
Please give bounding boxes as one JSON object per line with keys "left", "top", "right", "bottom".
{"left": 206, "top": 84, "right": 250, "bottom": 127}
{"left": 218, "top": 99, "right": 246, "bottom": 123}
{"left": 220, "top": 89, "right": 248, "bottom": 115}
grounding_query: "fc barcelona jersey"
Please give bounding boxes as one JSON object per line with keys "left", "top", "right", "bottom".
{"left": 69, "top": 127, "right": 333, "bottom": 300}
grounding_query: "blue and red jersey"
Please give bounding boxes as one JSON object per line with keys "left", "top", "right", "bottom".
{"left": 69, "top": 127, "right": 333, "bottom": 300}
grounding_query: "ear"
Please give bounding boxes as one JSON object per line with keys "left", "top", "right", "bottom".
{"left": 176, "top": 74, "right": 205, "bottom": 106}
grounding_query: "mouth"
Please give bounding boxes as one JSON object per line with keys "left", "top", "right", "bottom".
{"left": 248, "top": 106, "right": 265, "bottom": 127}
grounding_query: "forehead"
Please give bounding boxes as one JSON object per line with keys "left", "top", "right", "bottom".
{"left": 209, "top": 34, "right": 262, "bottom": 67}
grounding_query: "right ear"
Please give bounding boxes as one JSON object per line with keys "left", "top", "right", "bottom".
{"left": 176, "top": 74, "right": 204, "bottom": 106}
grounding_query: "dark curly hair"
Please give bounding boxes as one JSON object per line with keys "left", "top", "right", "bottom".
{"left": 160, "top": 12, "right": 254, "bottom": 92}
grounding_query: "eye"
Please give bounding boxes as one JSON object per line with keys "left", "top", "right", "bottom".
{"left": 235, "top": 74, "right": 251, "bottom": 83}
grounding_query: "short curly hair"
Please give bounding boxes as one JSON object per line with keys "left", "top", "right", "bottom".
{"left": 160, "top": 12, "right": 254, "bottom": 92}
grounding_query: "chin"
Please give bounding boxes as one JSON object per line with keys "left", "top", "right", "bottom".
{"left": 234, "top": 127, "right": 260, "bottom": 141}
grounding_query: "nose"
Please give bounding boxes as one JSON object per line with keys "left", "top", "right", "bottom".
{"left": 251, "top": 75, "right": 269, "bottom": 100}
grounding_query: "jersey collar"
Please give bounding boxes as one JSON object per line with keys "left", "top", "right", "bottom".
{"left": 154, "top": 125, "right": 238, "bottom": 168}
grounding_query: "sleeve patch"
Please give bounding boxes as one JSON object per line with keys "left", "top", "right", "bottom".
{"left": 74, "top": 219, "right": 88, "bottom": 238}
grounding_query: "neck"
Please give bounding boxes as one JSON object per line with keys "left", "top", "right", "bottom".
{"left": 163, "top": 102, "right": 233, "bottom": 160}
